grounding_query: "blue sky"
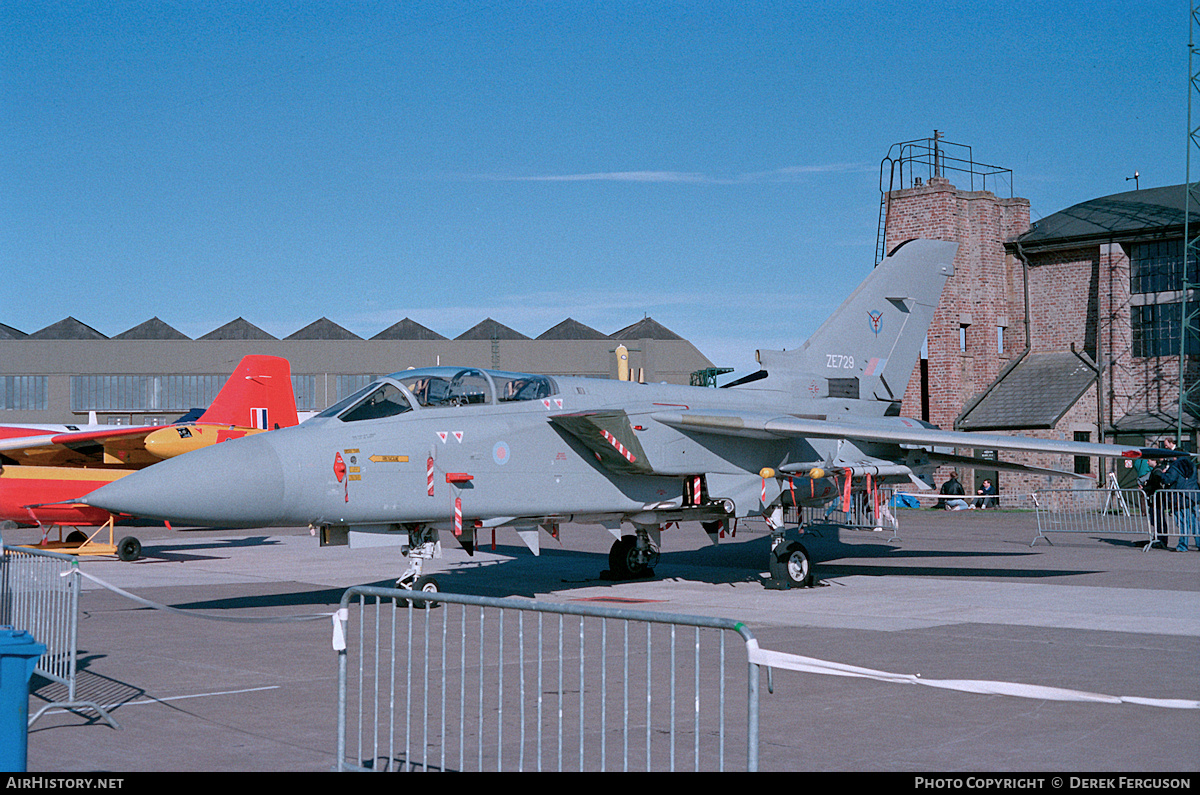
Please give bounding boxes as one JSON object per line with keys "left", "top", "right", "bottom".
{"left": 1, "top": 1, "right": 1184, "bottom": 373}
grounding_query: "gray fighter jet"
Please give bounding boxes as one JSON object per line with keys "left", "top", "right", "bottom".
{"left": 82, "top": 239, "right": 1173, "bottom": 590}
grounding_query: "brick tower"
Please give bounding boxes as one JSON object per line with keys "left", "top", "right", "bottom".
{"left": 881, "top": 163, "right": 1030, "bottom": 434}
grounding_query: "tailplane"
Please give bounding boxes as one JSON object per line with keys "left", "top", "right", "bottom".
{"left": 197, "top": 355, "right": 299, "bottom": 430}
{"left": 751, "top": 239, "right": 957, "bottom": 407}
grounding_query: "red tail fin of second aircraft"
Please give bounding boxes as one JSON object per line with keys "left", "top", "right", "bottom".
{"left": 198, "top": 355, "right": 299, "bottom": 430}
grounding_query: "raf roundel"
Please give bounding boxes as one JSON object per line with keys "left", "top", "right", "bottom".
{"left": 492, "top": 441, "right": 510, "bottom": 466}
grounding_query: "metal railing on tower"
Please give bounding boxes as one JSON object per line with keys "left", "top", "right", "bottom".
{"left": 876, "top": 131, "right": 1013, "bottom": 266}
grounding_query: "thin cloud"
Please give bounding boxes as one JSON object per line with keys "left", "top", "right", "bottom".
{"left": 461, "top": 163, "right": 871, "bottom": 185}
{"left": 491, "top": 171, "right": 710, "bottom": 183}
{"left": 742, "top": 163, "right": 874, "bottom": 181}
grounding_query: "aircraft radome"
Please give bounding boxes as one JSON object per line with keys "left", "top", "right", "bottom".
{"left": 81, "top": 240, "right": 1179, "bottom": 588}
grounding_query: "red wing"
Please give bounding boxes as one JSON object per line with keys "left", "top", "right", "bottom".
{"left": 0, "top": 425, "right": 169, "bottom": 467}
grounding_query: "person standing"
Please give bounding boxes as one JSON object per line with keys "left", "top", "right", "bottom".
{"left": 1143, "top": 453, "right": 1167, "bottom": 547}
{"left": 1155, "top": 441, "right": 1199, "bottom": 551}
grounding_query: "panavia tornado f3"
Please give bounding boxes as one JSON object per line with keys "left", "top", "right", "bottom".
{"left": 82, "top": 240, "right": 1178, "bottom": 590}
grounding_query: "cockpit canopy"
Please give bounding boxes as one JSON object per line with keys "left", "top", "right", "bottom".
{"left": 316, "top": 367, "right": 557, "bottom": 423}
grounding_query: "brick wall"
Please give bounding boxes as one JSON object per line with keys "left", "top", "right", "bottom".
{"left": 880, "top": 177, "right": 1199, "bottom": 494}
{"left": 1022, "top": 247, "right": 1098, "bottom": 356}
{"left": 885, "top": 178, "right": 1030, "bottom": 433}
{"left": 880, "top": 178, "right": 1115, "bottom": 492}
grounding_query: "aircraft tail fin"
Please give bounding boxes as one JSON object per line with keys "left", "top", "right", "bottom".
{"left": 754, "top": 239, "right": 957, "bottom": 406}
{"left": 197, "top": 355, "right": 299, "bottom": 430}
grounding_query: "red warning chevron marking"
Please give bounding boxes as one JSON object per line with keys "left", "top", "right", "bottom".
{"left": 600, "top": 429, "right": 637, "bottom": 463}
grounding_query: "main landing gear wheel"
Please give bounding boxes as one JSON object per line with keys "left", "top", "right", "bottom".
{"left": 607, "top": 535, "right": 655, "bottom": 580}
{"left": 769, "top": 541, "right": 813, "bottom": 589}
{"left": 117, "top": 536, "right": 142, "bottom": 562}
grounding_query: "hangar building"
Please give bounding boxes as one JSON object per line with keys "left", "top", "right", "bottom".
{"left": 0, "top": 315, "right": 712, "bottom": 426}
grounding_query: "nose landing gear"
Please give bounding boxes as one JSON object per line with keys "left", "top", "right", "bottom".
{"left": 396, "top": 525, "right": 442, "bottom": 608}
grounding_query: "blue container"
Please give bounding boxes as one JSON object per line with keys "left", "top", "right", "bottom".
{"left": 0, "top": 628, "right": 46, "bottom": 772}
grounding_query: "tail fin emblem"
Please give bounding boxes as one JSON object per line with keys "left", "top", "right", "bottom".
{"left": 867, "top": 310, "right": 883, "bottom": 336}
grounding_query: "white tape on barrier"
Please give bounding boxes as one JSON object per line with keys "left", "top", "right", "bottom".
{"left": 332, "top": 608, "right": 348, "bottom": 651}
{"left": 744, "top": 640, "right": 1199, "bottom": 710}
{"left": 76, "top": 569, "right": 334, "bottom": 624}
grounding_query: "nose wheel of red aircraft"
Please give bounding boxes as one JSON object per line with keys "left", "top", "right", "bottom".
{"left": 605, "top": 534, "right": 658, "bottom": 580}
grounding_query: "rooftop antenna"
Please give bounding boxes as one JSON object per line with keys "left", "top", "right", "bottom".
{"left": 932, "top": 129, "right": 943, "bottom": 179}
{"left": 1126, "top": 170, "right": 1140, "bottom": 189}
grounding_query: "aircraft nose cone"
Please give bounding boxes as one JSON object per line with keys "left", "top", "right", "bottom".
{"left": 84, "top": 434, "right": 288, "bottom": 527}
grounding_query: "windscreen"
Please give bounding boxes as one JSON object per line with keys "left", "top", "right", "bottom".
{"left": 329, "top": 382, "right": 412, "bottom": 422}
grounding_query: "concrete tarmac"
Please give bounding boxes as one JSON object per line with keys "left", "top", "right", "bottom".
{"left": 15, "top": 509, "right": 1200, "bottom": 773}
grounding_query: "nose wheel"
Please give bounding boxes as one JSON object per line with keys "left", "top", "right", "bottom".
{"left": 397, "top": 574, "right": 441, "bottom": 609}
{"left": 396, "top": 525, "right": 442, "bottom": 607}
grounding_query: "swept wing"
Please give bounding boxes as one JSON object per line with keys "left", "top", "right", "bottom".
{"left": 650, "top": 409, "right": 1172, "bottom": 461}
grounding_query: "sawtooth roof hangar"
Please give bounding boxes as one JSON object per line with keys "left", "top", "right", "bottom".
{"left": 0, "top": 316, "right": 712, "bottom": 426}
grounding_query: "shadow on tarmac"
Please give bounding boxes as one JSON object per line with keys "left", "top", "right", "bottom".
{"left": 117, "top": 523, "right": 1108, "bottom": 610}
{"left": 178, "top": 526, "right": 1093, "bottom": 605}
{"left": 29, "top": 654, "right": 144, "bottom": 729}
{"left": 168, "top": 587, "right": 347, "bottom": 611}
{"left": 100, "top": 536, "right": 286, "bottom": 563}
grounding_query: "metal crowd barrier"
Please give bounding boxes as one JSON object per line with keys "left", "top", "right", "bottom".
{"left": 1148, "top": 490, "right": 1200, "bottom": 550}
{"left": 1030, "top": 487, "right": 1156, "bottom": 548}
{"left": 334, "top": 585, "right": 761, "bottom": 772}
{"left": 792, "top": 486, "right": 901, "bottom": 541}
{"left": 0, "top": 540, "right": 118, "bottom": 727}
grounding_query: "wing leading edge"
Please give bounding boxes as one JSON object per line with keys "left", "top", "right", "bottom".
{"left": 650, "top": 409, "right": 1181, "bottom": 461}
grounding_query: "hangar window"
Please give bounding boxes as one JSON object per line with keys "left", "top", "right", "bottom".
{"left": 0, "top": 376, "right": 48, "bottom": 410}
{"left": 290, "top": 375, "right": 317, "bottom": 412}
{"left": 336, "top": 375, "right": 381, "bottom": 402}
{"left": 71, "top": 374, "right": 223, "bottom": 413}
